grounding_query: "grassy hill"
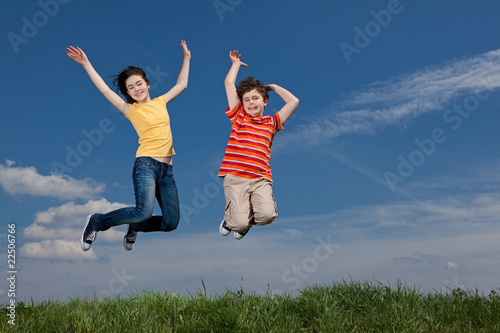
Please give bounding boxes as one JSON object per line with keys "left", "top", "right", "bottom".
{"left": 2, "top": 279, "right": 499, "bottom": 332}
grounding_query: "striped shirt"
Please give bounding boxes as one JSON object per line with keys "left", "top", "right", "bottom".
{"left": 219, "top": 102, "right": 284, "bottom": 181}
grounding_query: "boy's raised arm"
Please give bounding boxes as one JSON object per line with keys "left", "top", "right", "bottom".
{"left": 224, "top": 50, "right": 248, "bottom": 110}
{"left": 162, "top": 40, "right": 191, "bottom": 104}
{"left": 266, "top": 84, "right": 299, "bottom": 125}
{"left": 66, "top": 46, "right": 130, "bottom": 116}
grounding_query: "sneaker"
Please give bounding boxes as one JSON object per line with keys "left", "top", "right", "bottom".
{"left": 219, "top": 220, "right": 231, "bottom": 236}
{"left": 123, "top": 225, "right": 137, "bottom": 251}
{"left": 81, "top": 214, "right": 98, "bottom": 251}
{"left": 234, "top": 230, "right": 247, "bottom": 240}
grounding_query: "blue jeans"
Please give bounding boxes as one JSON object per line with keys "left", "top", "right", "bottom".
{"left": 91, "top": 157, "right": 180, "bottom": 232}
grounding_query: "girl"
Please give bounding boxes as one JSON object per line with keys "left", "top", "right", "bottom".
{"left": 66, "top": 41, "right": 191, "bottom": 251}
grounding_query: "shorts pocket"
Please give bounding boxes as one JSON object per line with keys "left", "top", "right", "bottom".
{"left": 224, "top": 201, "right": 232, "bottom": 222}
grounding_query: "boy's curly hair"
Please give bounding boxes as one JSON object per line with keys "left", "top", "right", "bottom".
{"left": 236, "top": 76, "right": 270, "bottom": 102}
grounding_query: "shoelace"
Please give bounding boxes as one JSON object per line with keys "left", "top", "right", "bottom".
{"left": 86, "top": 230, "right": 98, "bottom": 242}
{"left": 126, "top": 231, "right": 137, "bottom": 241}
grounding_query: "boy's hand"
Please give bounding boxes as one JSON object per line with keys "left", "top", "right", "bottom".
{"left": 229, "top": 50, "right": 248, "bottom": 67}
{"left": 180, "top": 40, "right": 191, "bottom": 59}
{"left": 66, "top": 46, "right": 89, "bottom": 65}
{"left": 265, "top": 84, "right": 276, "bottom": 92}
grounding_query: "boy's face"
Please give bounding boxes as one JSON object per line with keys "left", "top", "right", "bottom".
{"left": 242, "top": 89, "right": 268, "bottom": 117}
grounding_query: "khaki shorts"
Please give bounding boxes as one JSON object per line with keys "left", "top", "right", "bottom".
{"left": 223, "top": 175, "right": 278, "bottom": 234}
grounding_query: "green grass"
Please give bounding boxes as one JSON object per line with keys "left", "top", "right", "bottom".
{"left": 1, "top": 279, "right": 499, "bottom": 332}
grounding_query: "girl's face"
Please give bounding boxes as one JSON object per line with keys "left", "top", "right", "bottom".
{"left": 125, "top": 75, "right": 151, "bottom": 103}
{"left": 242, "top": 89, "right": 268, "bottom": 117}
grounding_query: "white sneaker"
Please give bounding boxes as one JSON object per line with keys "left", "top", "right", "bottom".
{"left": 81, "top": 214, "right": 98, "bottom": 251}
{"left": 123, "top": 224, "right": 137, "bottom": 251}
{"left": 234, "top": 230, "right": 247, "bottom": 240}
{"left": 219, "top": 220, "right": 231, "bottom": 236}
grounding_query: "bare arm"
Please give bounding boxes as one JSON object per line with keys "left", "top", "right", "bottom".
{"left": 266, "top": 84, "right": 299, "bottom": 125}
{"left": 224, "top": 50, "right": 248, "bottom": 109}
{"left": 162, "top": 40, "right": 191, "bottom": 104}
{"left": 66, "top": 46, "right": 130, "bottom": 116}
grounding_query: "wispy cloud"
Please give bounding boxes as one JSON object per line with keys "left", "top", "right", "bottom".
{"left": 279, "top": 49, "right": 500, "bottom": 148}
{"left": 393, "top": 252, "right": 460, "bottom": 273}
{"left": 0, "top": 160, "right": 105, "bottom": 200}
{"left": 324, "top": 192, "right": 500, "bottom": 241}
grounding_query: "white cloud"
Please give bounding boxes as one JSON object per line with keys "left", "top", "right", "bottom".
{"left": 279, "top": 49, "right": 500, "bottom": 148}
{"left": 23, "top": 221, "right": 124, "bottom": 243}
{"left": 0, "top": 160, "right": 105, "bottom": 200}
{"left": 34, "top": 199, "right": 128, "bottom": 227}
{"left": 0, "top": 160, "right": 134, "bottom": 262}
{"left": 20, "top": 240, "right": 98, "bottom": 261}
{"left": 22, "top": 199, "right": 129, "bottom": 260}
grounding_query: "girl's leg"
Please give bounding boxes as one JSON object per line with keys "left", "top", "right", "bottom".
{"left": 91, "top": 158, "right": 157, "bottom": 231}
{"left": 250, "top": 178, "right": 278, "bottom": 226}
{"left": 128, "top": 163, "right": 180, "bottom": 232}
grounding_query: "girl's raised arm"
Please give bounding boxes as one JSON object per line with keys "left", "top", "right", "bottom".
{"left": 66, "top": 46, "right": 130, "bottom": 117}
{"left": 162, "top": 40, "right": 191, "bottom": 104}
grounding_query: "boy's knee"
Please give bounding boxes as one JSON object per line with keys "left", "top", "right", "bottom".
{"left": 254, "top": 205, "right": 277, "bottom": 226}
{"left": 226, "top": 213, "right": 251, "bottom": 234}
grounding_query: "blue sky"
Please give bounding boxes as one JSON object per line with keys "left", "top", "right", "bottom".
{"left": 1, "top": 0, "right": 499, "bottom": 302}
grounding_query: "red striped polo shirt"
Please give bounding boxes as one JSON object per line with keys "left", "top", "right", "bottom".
{"left": 219, "top": 102, "right": 284, "bottom": 181}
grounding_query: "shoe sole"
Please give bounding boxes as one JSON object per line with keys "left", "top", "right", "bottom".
{"left": 219, "top": 220, "right": 231, "bottom": 237}
{"left": 80, "top": 215, "right": 93, "bottom": 251}
{"left": 234, "top": 232, "right": 246, "bottom": 240}
{"left": 123, "top": 235, "right": 135, "bottom": 251}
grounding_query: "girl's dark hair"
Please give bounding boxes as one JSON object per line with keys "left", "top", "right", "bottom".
{"left": 112, "top": 66, "right": 150, "bottom": 104}
{"left": 236, "top": 76, "right": 269, "bottom": 102}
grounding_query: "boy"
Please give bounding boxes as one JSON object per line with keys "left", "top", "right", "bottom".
{"left": 218, "top": 50, "right": 299, "bottom": 240}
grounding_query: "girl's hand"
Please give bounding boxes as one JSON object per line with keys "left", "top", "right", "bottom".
{"left": 66, "top": 46, "right": 89, "bottom": 65}
{"left": 180, "top": 40, "right": 191, "bottom": 59}
{"left": 229, "top": 50, "right": 248, "bottom": 67}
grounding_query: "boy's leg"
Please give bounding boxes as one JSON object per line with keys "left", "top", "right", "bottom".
{"left": 250, "top": 178, "right": 278, "bottom": 226}
{"left": 223, "top": 175, "right": 254, "bottom": 234}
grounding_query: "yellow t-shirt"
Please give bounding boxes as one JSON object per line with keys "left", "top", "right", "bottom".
{"left": 126, "top": 96, "right": 175, "bottom": 158}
